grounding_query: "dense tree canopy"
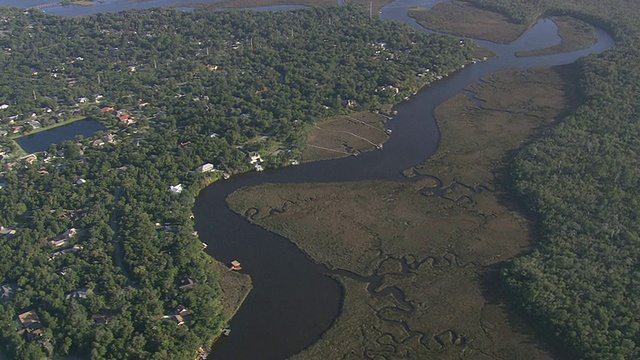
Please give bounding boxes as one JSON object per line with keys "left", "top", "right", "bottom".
{"left": 464, "top": 0, "right": 640, "bottom": 358}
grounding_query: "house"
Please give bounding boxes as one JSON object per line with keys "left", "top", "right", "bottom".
{"left": 92, "top": 139, "right": 105, "bottom": 147}
{"left": 91, "top": 314, "right": 109, "bottom": 325}
{"left": 48, "top": 245, "right": 82, "bottom": 261}
{"left": 0, "top": 227, "right": 16, "bottom": 236}
{"left": 65, "top": 288, "right": 92, "bottom": 301}
{"left": 197, "top": 163, "right": 215, "bottom": 173}
{"left": 169, "top": 184, "right": 183, "bottom": 194}
{"left": 162, "top": 305, "right": 192, "bottom": 326}
{"left": 49, "top": 238, "right": 70, "bottom": 248}
{"left": 23, "top": 154, "right": 37, "bottom": 165}
{"left": 49, "top": 228, "right": 76, "bottom": 247}
{"left": 76, "top": 178, "right": 86, "bottom": 185}
{"left": 347, "top": 99, "right": 357, "bottom": 107}
{"left": 63, "top": 228, "right": 77, "bottom": 238}
{"left": 0, "top": 130, "right": 7, "bottom": 137}
{"left": 76, "top": 97, "right": 89, "bottom": 104}
{"left": 248, "top": 152, "right": 262, "bottom": 164}
{"left": 168, "top": 314, "right": 185, "bottom": 326}
{"left": 230, "top": 260, "right": 242, "bottom": 271}
{"left": 56, "top": 267, "right": 71, "bottom": 276}
{"left": 0, "top": 104, "right": 8, "bottom": 109}
{"left": 0, "top": 284, "right": 16, "bottom": 302}
{"left": 177, "top": 276, "right": 196, "bottom": 291}
{"left": 11, "top": 126, "right": 23, "bottom": 133}
{"left": 206, "top": 64, "right": 219, "bottom": 71}
{"left": 118, "top": 113, "right": 135, "bottom": 125}
{"left": 17, "top": 310, "right": 44, "bottom": 341}
{"left": 101, "top": 106, "right": 114, "bottom": 113}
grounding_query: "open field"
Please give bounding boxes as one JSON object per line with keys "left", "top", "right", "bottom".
{"left": 227, "top": 65, "right": 579, "bottom": 358}
{"left": 515, "top": 16, "right": 598, "bottom": 57}
{"left": 408, "top": 1, "right": 528, "bottom": 44}
{"left": 302, "top": 112, "right": 390, "bottom": 162}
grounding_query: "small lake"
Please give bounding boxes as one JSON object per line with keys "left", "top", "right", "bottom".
{"left": 14, "top": 118, "right": 106, "bottom": 153}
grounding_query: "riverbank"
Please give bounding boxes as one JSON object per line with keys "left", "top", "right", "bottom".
{"left": 175, "top": 0, "right": 393, "bottom": 13}
{"left": 227, "top": 65, "right": 580, "bottom": 358}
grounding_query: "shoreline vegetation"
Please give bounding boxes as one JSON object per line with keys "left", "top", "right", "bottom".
{"left": 0, "top": 5, "right": 475, "bottom": 359}
{"left": 174, "top": 0, "right": 394, "bottom": 14}
{"left": 227, "top": 65, "right": 580, "bottom": 359}
{"left": 60, "top": 0, "right": 95, "bottom": 6}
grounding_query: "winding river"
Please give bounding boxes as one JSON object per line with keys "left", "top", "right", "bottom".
{"left": 191, "top": 1, "right": 614, "bottom": 359}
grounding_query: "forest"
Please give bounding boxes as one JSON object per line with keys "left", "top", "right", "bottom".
{"left": 0, "top": 5, "right": 474, "bottom": 359}
{"left": 460, "top": 0, "right": 640, "bottom": 359}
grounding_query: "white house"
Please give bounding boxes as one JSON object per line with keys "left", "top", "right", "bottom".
{"left": 169, "top": 184, "right": 183, "bottom": 194}
{"left": 197, "top": 163, "right": 215, "bottom": 173}
{"left": 248, "top": 152, "right": 262, "bottom": 164}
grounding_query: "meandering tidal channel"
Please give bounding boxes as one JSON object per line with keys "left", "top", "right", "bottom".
{"left": 191, "top": 1, "right": 614, "bottom": 358}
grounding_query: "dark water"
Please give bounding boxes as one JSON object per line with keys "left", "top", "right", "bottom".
{"left": 14, "top": 118, "right": 106, "bottom": 153}
{"left": 192, "top": 2, "right": 615, "bottom": 360}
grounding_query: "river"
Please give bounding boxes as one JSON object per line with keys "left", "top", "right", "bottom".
{"left": 191, "top": 2, "right": 614, "bottom": 360}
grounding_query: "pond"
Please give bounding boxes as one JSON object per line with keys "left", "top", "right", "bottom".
{"left": 14, "top": 118, "right": 106, "bottom": 153}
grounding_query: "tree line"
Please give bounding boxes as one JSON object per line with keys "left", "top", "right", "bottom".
{"left": 466, "top": 0, "right": 640, "bottom": 358}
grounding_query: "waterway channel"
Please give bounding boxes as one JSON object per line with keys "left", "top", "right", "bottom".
{"left": 192, "top": 1, "right": 615, "bottom": 359}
